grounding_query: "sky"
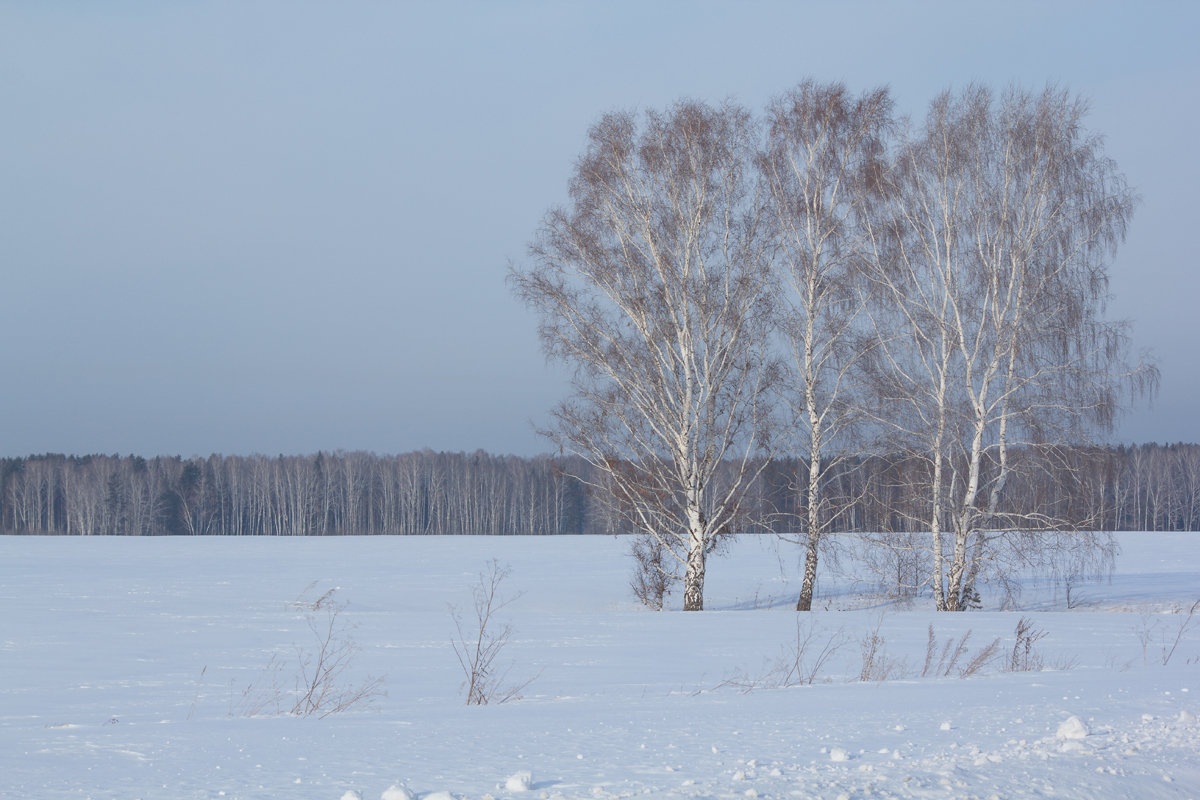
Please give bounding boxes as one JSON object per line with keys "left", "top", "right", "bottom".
{"left": 1, "top": 1, "right": 1197, "bottom": 458}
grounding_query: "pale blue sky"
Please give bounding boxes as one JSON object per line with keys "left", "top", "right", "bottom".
{"left": 1, "top": 1, "right": 1196, "bottom": 457}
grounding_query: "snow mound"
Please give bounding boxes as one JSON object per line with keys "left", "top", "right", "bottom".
{"left": 381, "top": 785, "right": 415, "bottom": 800}
{"left": 424, "top": 793, "right": 456, "bottom": 800}
{"left": 1179, "top": 710, "right": 1196, "bottom": 724}
{"left": 504, "top": 770, "right": 533, "bottom": 791}
{"left": 341, "top": 792, "right": 362, "bottom": 800}
{"left": 1056, "top": 715, "right": 1089, "bottom": 740}
{"left": 829, "top": 747, "right": 850, "bottom": 762}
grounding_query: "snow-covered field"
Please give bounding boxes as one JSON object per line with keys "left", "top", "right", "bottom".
{"left": 2, "top": 533, "right": 1198, "bottom": 800}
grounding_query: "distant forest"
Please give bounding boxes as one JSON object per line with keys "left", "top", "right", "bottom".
{"left": 2, "top": 444, "right": 1197, "bottom": 536}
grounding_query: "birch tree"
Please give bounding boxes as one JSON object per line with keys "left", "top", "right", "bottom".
{"left": 760, "top": 81, "right": 893, "bottom": 610}
{"left": 865, "top": 85, "right": 1153, "bottom": 610}
{"left": 510, "top": 100, "right": 778, "bottom": 610}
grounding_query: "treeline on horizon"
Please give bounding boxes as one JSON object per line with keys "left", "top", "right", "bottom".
{"left": 2, "top": 444, "right": 1198, "bottom": 536}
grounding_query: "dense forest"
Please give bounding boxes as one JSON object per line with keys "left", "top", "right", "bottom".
{"left": 2, "top": 444, "right": 1197, "bottom": 536}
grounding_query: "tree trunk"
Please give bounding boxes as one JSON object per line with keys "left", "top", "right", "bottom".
{"left": 796, "top": 533, "right": 820, "bottom": 611}
{"left": 796, "top": 445, "right": 822, "bottom": 611}
{"left": 683, "top": 506, "right": 706, "bottom": 611}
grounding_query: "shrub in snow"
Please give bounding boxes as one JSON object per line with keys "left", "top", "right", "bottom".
{"left": 858, "top": 615, "right": 906, "bottom": 681}
{"left": 504, "top": 770, "right": 533, "bottom": 791}
{"left": 1159, "top": 598, "right": 1199, "bottom": 666}
{"left": 451, "top": 560, "right": 536, "bottom": 705}
{"left": 715, "top": 617, "right": 848, "bottom": 691}
{"left": 1056, "top": 715, "right": 1089, "bottom": 740}
{"left": 235, "top": 586, "right": 385, "bottom": 718}
{"left": 629, "top": 533, "right": 673, "bottom": 610}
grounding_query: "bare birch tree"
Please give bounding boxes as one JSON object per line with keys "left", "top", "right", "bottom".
{"left": 760, "top": 81, "right": 894, "bottom": 610}
{"left": 864, "top": 85, "right": 1154, "bottom": 610}
{"left": 510, "top": 100, "right": 779, "bottom": 610}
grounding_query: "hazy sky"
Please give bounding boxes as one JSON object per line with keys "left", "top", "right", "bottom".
{"left": 2, "top": 1, "right": 1196, "bottom": 458}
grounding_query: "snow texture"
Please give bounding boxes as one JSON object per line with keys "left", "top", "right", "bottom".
{"left": 1, "top": 533, "right": 1199, "bottom": 799}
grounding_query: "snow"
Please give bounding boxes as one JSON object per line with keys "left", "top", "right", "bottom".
{"left": 1057, "top": 715, "right": 1091, "bottom": 740}
{"left": 503, "top": 771, "right": 532, "bottom": 792}
{"left": 1, "top": 532, "right": 1199, "bottom": 799}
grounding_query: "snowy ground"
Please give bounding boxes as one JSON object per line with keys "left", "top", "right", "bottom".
{"left": 2, "top": 533, "right": 1198, "bottom": 800}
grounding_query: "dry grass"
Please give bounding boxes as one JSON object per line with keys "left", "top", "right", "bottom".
{"left": 1006, "top": 617, "right": 1049, "bottom": 673}
{"left": 922, "top": 626, "right": 1002, "bottom": 679}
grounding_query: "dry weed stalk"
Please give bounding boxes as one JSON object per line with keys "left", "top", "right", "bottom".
{"left": 921, "top": 625, "right": 1002, "bottom": 678}
{"left": 716, "top": 617, "right": 848, "bottom": 692}
{"left": 451, "top": 560, "right": 536, "bottom": 705}
{"left": 235, "top": 586, "right": 385, "bottom": 718}
{"left": 858, "top": 615, "right": 907, "bottom": 682}
{"left": 1007, "top": 616, "right": 1049, "bottom": 672}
